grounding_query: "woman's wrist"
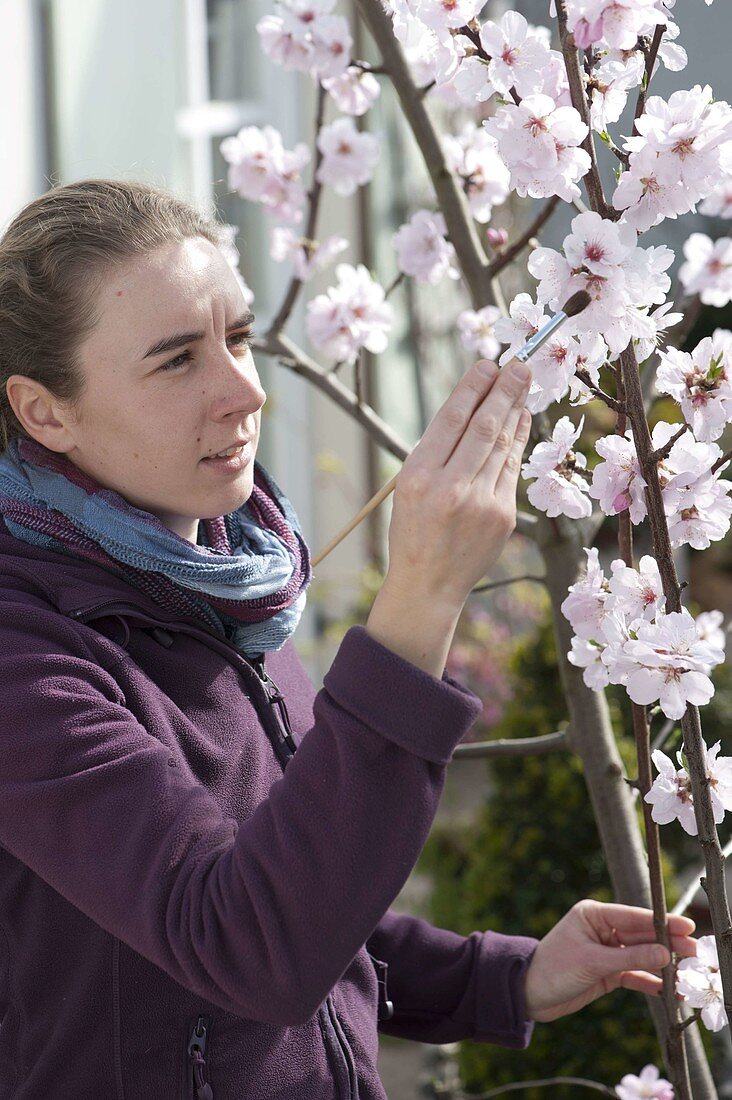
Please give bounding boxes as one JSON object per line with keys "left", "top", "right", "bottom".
{"left": 364, "top": 577, "right": 463, "bottom": 679}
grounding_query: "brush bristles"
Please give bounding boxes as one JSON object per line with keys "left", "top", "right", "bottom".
{"left": 562, "top": 289, "right": 592, "bottom": 319}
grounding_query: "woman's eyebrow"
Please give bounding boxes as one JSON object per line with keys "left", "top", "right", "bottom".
{"left": 140, "top": 311, "right": 255, "bottom": 360}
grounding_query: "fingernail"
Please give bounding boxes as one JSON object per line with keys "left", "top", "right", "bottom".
{"left": 511, "top": 363, "right": 530, "bottom": 381}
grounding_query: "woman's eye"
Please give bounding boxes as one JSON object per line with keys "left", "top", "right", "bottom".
{"left": 160, "top": 330, "right": 255, "bottom": 372}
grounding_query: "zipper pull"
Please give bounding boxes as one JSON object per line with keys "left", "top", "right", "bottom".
{"left": 250, "top": 657, "right": 298, "bottom": 756}
{"left": 187, "top": 1016, "right": 214, "bottom": 1099}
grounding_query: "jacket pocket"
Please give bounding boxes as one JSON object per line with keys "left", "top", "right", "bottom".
{"left": 184, "top": 1014, "right": 214, "bottom": 1100}
{"left": 366, "top": 953, "right": 394, "bottom": 1023}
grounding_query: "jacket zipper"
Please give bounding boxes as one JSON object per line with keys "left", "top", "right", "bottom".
{"left": 186, "top": 1015, "right": 213, "bottom": 1099}
{"left": 70, "top": 600, "right": 360, "bottom": 1098}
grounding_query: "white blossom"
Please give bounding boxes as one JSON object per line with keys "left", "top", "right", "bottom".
{"left": 679, "top": 233, "right": 732, "bottom": 307}
{"left": 321, "top": 66, "right": 381, "bottom": 115}
{"left": 305, "top": 263, "right": 393, "bottom": 363}
{"left": 655, "top": 330, "right": 732, "bottom": 443}
{"left": 392, "top": 210, "right": 459, "bottom": 284}
{"left": 270, "top": 227, "right": 348, "bottom": 281}
{"left": 442, "top": 123, "right": 511, "bottom": 223}
{"left": 677, "top": 936, "right": 728, "bottom": 1032}
{"left": 521, "top": 416, "right": 593, "bottom": 519}
{"left": 316, "top": 117, "right": 381, "bottom": 196}
{"left": 221, "top": 125, "right": 310, "bottom": 223}
{"left": 477, "top": 10, "right": 553, "bottom": 98}
{"left": 457, "top": 306, "right": 501, "bottom": 360}
{"left": 615, "top": 1063, "right": 674, "bottom": 1100}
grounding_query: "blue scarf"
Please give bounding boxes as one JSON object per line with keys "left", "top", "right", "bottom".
{"left": 0, "top": 437, "right": 312, "bottom": 656}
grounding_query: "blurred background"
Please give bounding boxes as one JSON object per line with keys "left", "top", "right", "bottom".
{"left": 4, "top": 1, "right": 732, "bottom": 1096}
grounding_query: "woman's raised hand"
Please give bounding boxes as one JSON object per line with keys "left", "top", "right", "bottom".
{"left": 384, "top": 358, "right": 532, "bottom": 614}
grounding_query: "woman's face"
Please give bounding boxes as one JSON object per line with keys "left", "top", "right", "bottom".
{"left": 7, "top": 236, "right": 267, "bottom": 544}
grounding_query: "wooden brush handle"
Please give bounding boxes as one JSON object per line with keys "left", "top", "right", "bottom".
{"left": 311, "top": 470, "right": 399, "bottom": 567}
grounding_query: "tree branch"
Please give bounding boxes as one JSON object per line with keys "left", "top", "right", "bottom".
{"left": 354, "top": 0, "right": 495, "bottom": 309}
{"left": 486, "top": 196, "right": 561, "bottom": 278}
{"left": 555, "top": 0, "right": 612, "bottom": 219}
{"left": 633, "top": 25, "right": 666, "bottom": 133}
{"left": 458, "top": 1076, "right": 616, "bottom": 1099}
{"left": 452, "top": 730, "right": 568, "bottom": 760}
{"left": 266, "top": 85, "right": 328, "bottom": 338}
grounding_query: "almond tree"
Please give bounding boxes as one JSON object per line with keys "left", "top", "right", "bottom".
{"left": 217, "top": 1, "right": 732, "bottom": 1095}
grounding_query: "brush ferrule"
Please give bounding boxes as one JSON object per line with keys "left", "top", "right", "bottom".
{"left": 514, "top": 310, "right": 567, "bottom": 363}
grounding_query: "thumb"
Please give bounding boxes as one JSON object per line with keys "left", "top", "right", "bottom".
{"left": 590, "top": 942, "right": 670, "bottom": 976}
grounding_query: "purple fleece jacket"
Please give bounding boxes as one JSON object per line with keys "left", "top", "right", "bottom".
{"left": 0, "top": 516, "right": 537, "bottom": 1099}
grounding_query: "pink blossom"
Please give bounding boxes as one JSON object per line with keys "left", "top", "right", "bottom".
{"left": 652, "top": 420, "right": 732, "bottom": 549}
{"left": 321, "top": 66, "right": 381, "bottom": 115}
{"left": 564, "top": 0, "right": 667, "bottom": 51}
{"left": 561, "top": 546, "right": 610, "bottom": 642}
{"left": 308, "top": 14, "right": 353, "bottom": 79}
{"left": 521, "top": 416, "right": 593, "bottom": 519}
{"left": 457, "top": 306, "right": 501, "bottom": 360}
{"left": 392, "top": 210, "right": 459, "bottom": 284}
{"left": 606, "top": 555, "right": 665, "bottom": 622}
{"left": 270, "top": 227, "right": 348, "bottom": 281}
{"left": 483, "top": 94, "right": 591, "bottom": 204}
{"left": 413, "top": 0, "right": 485, "bottom": 31}
{"left": 477, "top": 10, "right": 552, "bottom": 98}
{"left": 589, "top": 430, "right": 648, "bottom": 523}
{"left": 442, "top": 123, "right": 510, "bottom": 223}
{"left": 656, "top": 330, "right": 732, "bottom": 443}
{"left": 221, "top": 125, "right": 310, "bottom": 224}
{"left": 677, "top": 936, "right": 728, "bottom": 1032}
{"left": 679, "top": 233, "right": 732, "bottom": 307}
{"left": 305, "top": 264, "right": 393, "bottom": 363}
{"left": 589, "top": 54, "right": 645, "bottom": 133}
{"left": 609, "top": 609, "right": 718, "bottom": 720}
{"left": 316, "top": 117, "right": 381, "bottom": 196}
{"left": 615, "top": 1063, "right": 674, "bottom": 1100}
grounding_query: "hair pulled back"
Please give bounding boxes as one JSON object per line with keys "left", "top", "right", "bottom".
{"left": 0, "top": 178, "right": 230, "bottom": 454}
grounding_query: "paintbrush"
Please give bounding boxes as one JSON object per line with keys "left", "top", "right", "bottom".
{"left": 311, "top": 289, "right": 592, "bottom": 568}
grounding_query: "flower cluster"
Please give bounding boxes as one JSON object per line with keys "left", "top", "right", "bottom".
{"left": 316, "top": 117, "right": 381, "bottom": 197}
{"left": 257, "top": 0, "right": 352, "bottom": 81}
{"left": 442, "top": 122, "right": 510, "bottom": 223}
{"left": 676, "top": 935, "right": 728, "bottom": 1031}
{"left": 305, "top": 264, "right": 393, "bottom": 363}
{"left": 392, "top": 210, "right": 459, "bottom": 285}
{"left": 613, "top": 85, "right": 732, "bottom": 232}
{"left": 587, "top": 420, "right": 732, "bottom": 550}
{"left": 457, "top": 306, "right": 501, "bottom": 360}
{"left": 270, "top": 227, "right": 348, "bottom": 282}
{"left": 483, "top": 95, "right": 591, "bottom": 203}
{"left": 655, "top": 330, "right": 732, "bottom": 443}
{"left": 221, "top": 125, "right": 310, "bottom": 224}
{"left": 646, "top": 738, "right": 732, "bottom": 837}
{"left": 527, "top": 210, "right": 674, "bottom": 357}
{"left": 561, "top": 548, "right": 725, "bottom": 719}
{"left": 521, "top": 416, "right": 592, "bottom": 519}
{"left": 562, "top": 0, "right": 667, "bottom": 51}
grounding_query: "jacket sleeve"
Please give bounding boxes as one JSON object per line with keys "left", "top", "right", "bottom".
{"left": 366, "top": 908, "right": 538, "bottom": 1049}
{"left": 0, "top": 612, "right": 485, "bottom": 1028}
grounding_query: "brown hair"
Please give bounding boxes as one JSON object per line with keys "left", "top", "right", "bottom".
{"left": 0, "top": 178, "right": 230, "bottom": 454}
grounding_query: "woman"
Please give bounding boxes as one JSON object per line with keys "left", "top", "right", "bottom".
{"left": 0, "top": 179, "right": 694, "bottom": 1099}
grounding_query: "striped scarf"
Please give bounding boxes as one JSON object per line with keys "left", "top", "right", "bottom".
{"left": 0, "top": 437, "right": 312, "bottom": 656}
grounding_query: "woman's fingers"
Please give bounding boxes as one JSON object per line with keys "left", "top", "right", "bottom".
{"left": 413, "top": 359, "right": 500, "bottom": 470}
{"left": 493, "top": 407, "right": 533, "bottom": 500}
{"left": 446, "top": 361, "right": 531, "bottom": 484}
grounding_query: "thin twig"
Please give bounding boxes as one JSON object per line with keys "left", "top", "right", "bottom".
{"left": 671, "top": 835, "right": 732, "bottom": 917}
{"left": 355, "top": 0, "right": 495, "bottom": 309}
{"left": 457, "top": 1076, "right": 616, "bottom": 1099}
{"left": 452, "top": 730, "right": 568, "bottom": 760}
{"left": 575, "top": 367, "right": 625, "bottom": 412}
{"left": 712, "top": 448, "right": 732, "bottom": 475}
{"left": 266, "top": 85, "right": 328, "bottom": 339}
{"left": 555, "top": 1, "right": 611, "bottom": 219}
{"left": 633, "top": 25, "right": 666, "bottom": 133}
{"left": 471, "top": 572, "right": 546, "bottom": 594}
{"left": 486, "top": 196, "right": 561, "bottom": 278}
